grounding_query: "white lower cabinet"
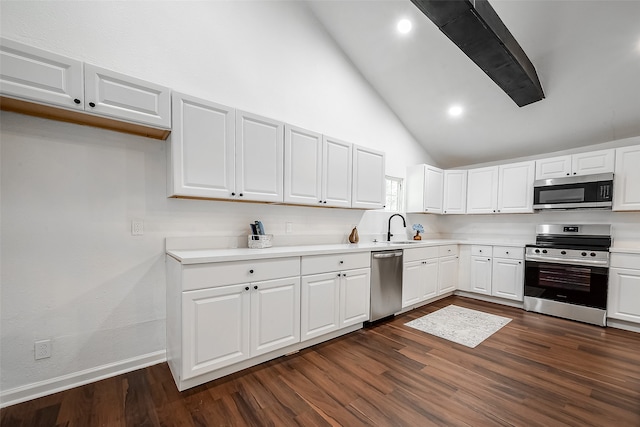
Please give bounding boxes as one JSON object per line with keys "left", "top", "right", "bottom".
{"left": 608, "top": 253, "right": 640, "bottom": 324}
{"left": 468, "top": 245, "right": 524, "bottom": 301}
{"left": 182, "top": 275, "right": 300, "bottom": 380}
{"left": 301, "top": 253, "right": 371, "bottom": 341}
{"left": 402, "top": 245, "right": 458, "bottom": 308}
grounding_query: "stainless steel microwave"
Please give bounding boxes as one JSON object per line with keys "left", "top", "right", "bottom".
{"left": 533, "top": 173, "right": 613, "bottom": 210}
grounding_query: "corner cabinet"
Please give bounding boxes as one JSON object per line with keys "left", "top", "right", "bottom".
{"left": 352, "top": 145, "right": 385, "bottom": 209}
{"left": 406, "top": 164, "right": 443, "bottom": 214}
{"left": 1, "top": 37, "right": 171, "bottom": 137}
{"left": 613, "top": 145, "right": 640, "bottom": 211}
{"left": 443, "top": 170, "right": 467, "bottom": 214}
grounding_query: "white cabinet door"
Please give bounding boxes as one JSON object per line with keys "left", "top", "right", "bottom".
{"left": 470, "top": 256, "right": 492, "bottom": 295}
{"left": 340, "top": 268, "right": 371, "bottom": 327}
{"left": 613, "top": 145, "right": 640, "bottom": 211}
{"left": 84, "top": 64, "right": 171, "bottom": 128}
{"left": 322, "top": 136, "right": 353, "bottom": 208}
{"left": 535, "top": 155, "right": 572, "bottom": 179}
{"left": 169, "top": 93, "right": 235, "bottom": 199}
{"left": 352, "top": 145, "right": 385, "bottom": 209}
{"left": 300, "top": 273, "right": 340, "bottom": 341}
{"left": 467, "top": 166, "right": 499, "bottom": 214}
{"left": 443, "top": 170, "right": 467, "bottom": 214}
{"left": 492, "top": 258, "right": 524, "bottom": 301}
{"left": 406, "top": 164, "right": 443, "bottom": 214}
{"left": 251, "top": 276, "right": 300, "bottom": 357}
{"left": 572, "top": 149, "right": 615, "bottom": 176}
{"left": 182, "top": 284, "right": 250, "bottom": 380}
{"left": 284, "top": 125, "right": 322, "bottom": 205}
{"left": 608, "top": 268, "right": 640, "bottom": 323}
{"left": 424, "top": 166, "right": 444, "bottom": 213}
{"left": 438, "top": 256, "right": 458, "bottom": 294}
{"left": 0, "top": 37, "right": 84, "bottom": 110}
{"left": 422, "top": 259, "right": 439, "bottom": 300}
{"left": 498, "top": 161, "right": 534, "bottom": 213}
{"left": 236, "top": 111, "right": 284, "bottom": 203}
{"left": 402, "top": 260, "right": 424, "bottom": 307}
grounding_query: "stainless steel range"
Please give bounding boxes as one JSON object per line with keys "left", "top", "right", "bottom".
{"left": 524, "top": 224, "right": 611, "bottom": 326}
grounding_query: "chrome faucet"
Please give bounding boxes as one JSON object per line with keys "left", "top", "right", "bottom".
{"left": 387, "top": 214, "right": 406, "bottom": 241}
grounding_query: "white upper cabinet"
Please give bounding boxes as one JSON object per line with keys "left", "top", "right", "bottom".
{"left": 466, "top": 166, "right": 499, "bottom": 214}
{"left": 1, "top": 38, "right": 171, "bottom": 129}
{"left": 0, "top": 37, "right": 84, "bottom": 110}
{"left": 534, "top": 155, "right": 571, "bottom": 179}
{"left": 497, "top": 161, "right": 535, "bottom": 213}
{"left": 84, "top": 64, "right": 171, "bottom": 128}
{"left": 284, "top": 125, "right": 323, "bottom": 205}
{"left": 406, "top": 164, "right": 443, "bottom": 214}
{"left": 322, "top": 136, "right": 353, "bottom": 208}
{"left": 236, "top": 111, "right": 284, "bottom": 203}
{"left": 283, "top": 128, "right": 352, "bottom": 208}
{"left": 535, "top": 149, "right": 614, "bottom": 179}
{"left": 169, "top": 93, "right": 235, "bottom": 199}
{"left": 443, "top": 170, "right": 467, "bottom": 214}
{"left": 352, "top": 145, "right": 385, "bottom": 209}
{"left": 613, "top": 144, "right": 640, "bottom": 211}
{"left": 572, "top": 149, "right": 615, "bottom": 176}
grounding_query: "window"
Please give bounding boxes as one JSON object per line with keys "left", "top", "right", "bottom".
{"left": 384, "top": 176, "right": 403, "bottom": 212}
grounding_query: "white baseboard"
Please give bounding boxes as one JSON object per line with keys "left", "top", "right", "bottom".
{"left": 0, "top": 350, "right": 166, "bottom": 408}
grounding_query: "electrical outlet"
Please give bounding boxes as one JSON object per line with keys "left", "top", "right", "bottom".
{"left": 35, "top": 339, "right": 51, "bottom": 360}
{"left": 285, "top": 222, "right": 293, "bottom": 234}
{"left": 131, "top": 219, "right": 144, "bottom": 236}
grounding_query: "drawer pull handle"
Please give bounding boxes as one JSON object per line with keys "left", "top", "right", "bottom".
{"left": 339, "top": 261, "right": 344, "bottom": 264}
{"left": 506, "top": 251, "right": 509, "bottom": 254}
{"left": 249, "top": 269, "right": 254, "bottom": 274}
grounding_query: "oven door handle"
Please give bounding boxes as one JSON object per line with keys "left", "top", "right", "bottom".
{"left": 525, "top": 254, "right": 609, "bottom": 267}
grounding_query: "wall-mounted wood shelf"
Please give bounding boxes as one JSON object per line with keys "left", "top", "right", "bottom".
{"left": 0, "top": 96, "right": 171, "bottom": 140}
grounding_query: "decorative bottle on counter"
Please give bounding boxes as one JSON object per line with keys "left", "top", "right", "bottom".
{"left": 348, "top": 226, "right": 359, "bottom": 243}
{"left": 414, "top": 231, "right": 422, "bottom": 240}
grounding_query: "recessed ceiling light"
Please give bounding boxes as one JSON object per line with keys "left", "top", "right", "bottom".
{"left": 448, "top": 105, "right": 464, "bottom": 117}
{"left": 397, "top": 19, "right": 412, "bottom": 34}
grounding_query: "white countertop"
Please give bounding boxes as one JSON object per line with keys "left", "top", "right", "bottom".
{"left": 166, "top": 239, "right": 532, "bottom": 264}
{"left": 610, "top": 247, "right": 640, "bottom": 255}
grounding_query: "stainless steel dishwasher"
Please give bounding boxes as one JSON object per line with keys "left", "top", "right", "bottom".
{"left": 370, "top": 249, "right": 403, "bottom": 322}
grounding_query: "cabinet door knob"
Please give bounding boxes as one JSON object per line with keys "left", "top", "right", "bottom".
{"left": 339, "top": 260, "right": 344, "bottom": 264}
{"left": 89, "top": 102, "right": 96, "bottom": 108}
{"left": 231, "top": 192, "right": 236, "bottom": 196}
{"left": 506, "top": 251, "right": 509, "bottom": 254}
{"left": 74, "top": 98, "right": 81, "bottom": 104}
{"left": 239, "top": 193, "right": 243, "bottom": 197}
{"left": 337, "top": 273, "right": 341, "bottom": 277}
{"left": 254, "top": 285, "right": 258, "bottom": 290}
{"left": 245, "top": 286, "right": 249, "bottom": 291}
{"left": 323, "top": 201, "right": 327, "bottom": 204}
{"left": 343, "top": 273, "right": 346, "bottom": 277}
{"left": 249, "top": 269, "right": 254, "bottom": 274}
{"left": 319, "top": 200, "right": 323, "bottom": 204}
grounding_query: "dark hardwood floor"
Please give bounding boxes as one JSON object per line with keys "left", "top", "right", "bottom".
{"left": 3, "top": 296, "right": 640, "bottom": 426}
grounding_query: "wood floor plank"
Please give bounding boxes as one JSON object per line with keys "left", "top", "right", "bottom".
{"left": 3, "top": 296, "right": 640, "bottom": 426}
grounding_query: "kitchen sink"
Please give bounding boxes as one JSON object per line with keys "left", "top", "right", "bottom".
{"left": 389, "top": 240, "right": 422, "bottom": 244}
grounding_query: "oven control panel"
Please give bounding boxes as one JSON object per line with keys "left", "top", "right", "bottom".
{"left": 525, "top": 246, "right": 610, "bottom": 266}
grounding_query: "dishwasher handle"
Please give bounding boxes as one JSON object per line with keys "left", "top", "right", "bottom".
{"left": 372, "top": 251, "right": 403, "bottom": 259}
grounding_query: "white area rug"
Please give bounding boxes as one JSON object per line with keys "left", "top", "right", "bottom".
{"left": 405, "top": 305, "right": 512, "bottom": 348}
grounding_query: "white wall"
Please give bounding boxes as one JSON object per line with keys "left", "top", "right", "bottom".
{"left": 0, "top": 1, "right": 434, "bottom": 400}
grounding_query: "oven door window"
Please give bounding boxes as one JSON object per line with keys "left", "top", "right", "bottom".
{"left": 525, "top": 261, "right": 608, "bottom": 309}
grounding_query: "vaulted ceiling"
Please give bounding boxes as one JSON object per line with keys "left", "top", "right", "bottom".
{"left": 306, "top": 0, "right": 640, "bottom": 168}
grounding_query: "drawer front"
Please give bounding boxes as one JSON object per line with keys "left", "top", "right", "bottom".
{"left": 404, "top": 246, "right": 440, "bottom": 262}
{"left": 439, "top": 245, "right": 459, "bottom": 257}
{"left": 471, "top": 245, "right": 492, "bottom": 257}
{"left": 493, "top": 246, "right": 524, "bottom": 260}
{"left": 182, "top": 257, "right": 300, "bottom": 291}
{"left": 610, "top": 253, "right": 640, "bottom": 269}
{"left": 301, "top": 252, "right": 370, "bottom": 275}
